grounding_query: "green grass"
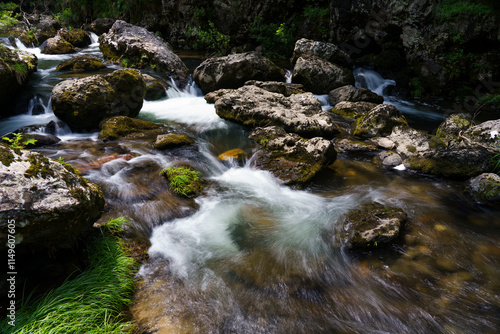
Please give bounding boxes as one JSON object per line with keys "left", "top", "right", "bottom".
{"left": 437, "top": 0, "right": 494, "bottom": 21}
{"left": 0, "top": 233, "right": 137, "bottom": 334}
{"left": 160, "top": 166, "right": 202, "bottom": 197}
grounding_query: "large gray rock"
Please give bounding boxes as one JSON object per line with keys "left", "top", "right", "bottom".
{"left": 291, "top": 38, "right": 352, "bottom": 66}
{"left": 342, "top": 202, "right": 407, "bottom": 249}
{"left": 41, "top": 35, "right": 77, "bottom": 54}
{"left": 0, "top": 145, "right": 104, "bottom": 254}
{"left": 329, "top": 85, "right": 384, "bottom": 106}
{"left": 51, "top": 69, "right": 146, "bottom": 132}
{"left": 210, "top": 85, "right": 340, "bottom": 138}
{"left": 99, "top": 20, "right": 188, "bottom": 78}
{"left": 292, "top": 56, "right": 354, "bottom": 94}
{"left": 244, "top": 80, "right": 304, "bottom": 97}
{"left": 249, "top": 126, "right": 337, "bottom": 186}
{"left": 0, "top": 47, "right": 38, "bottom": 117}
{"left": 57, "top": 28, "right": 91, "bottom": 48}
{"left": 354, "top": 104, "right": 408, "bottom": 138}
{"left": 193, "top": 52, "right": 284, "bottom": 93}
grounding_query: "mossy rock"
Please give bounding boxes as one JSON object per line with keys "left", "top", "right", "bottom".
{"left": 143, "top": 74, "right": 167, "bottom": 100}
{"left": 466, "top": 173, "right": 500, "bottom": 204}
{"left": 41, "top": 35, "right": 77, "bottom": 54}
{"left": 332, "top": 101, "right": 378, "bottom": 119}
{"left": 354, "top": 104, "right": 408, "bottom": 138}
{"left": 153, "top": 133, "right": 194, "bottom": 149}
{"left": 436, "top": 113, "right": 472, "bottom": 141}
{"left": 57, "top": 28, "right": 91, "bottom": 48}
{"left": 56, "top": 55, "right": 106, "bottom": 72}
{"left": 160, "top": 166, "right": 203, "bottom": 198}
{"left": 99, "top": 116, "right": 163, "bottom": 141}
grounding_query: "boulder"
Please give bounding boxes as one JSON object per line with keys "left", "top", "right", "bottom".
{"left": 56, "top": 55, "right": 107, "bottom": 72}
{"left": 331, "top": 101, "right": 379, "bottom": 119}
{"left": 0, "top": 145, "right": 104, "bottom": 254}
{"left": 334, "top": 138, "right": 378, "bottom": 153}
{"left": 244, "top": 80, "right": 305, "bottom": 97}
{"left": 99, "top": 116, "right": 163, "bottom": 141}
{"left": 99, "top": 20, "right": 188, "bottom": 78}
{"left": 51, "top": 69, "right": 146, "bottom": 132}
{"left": 76, "top": 154, "right": 136, "bottom": 174}
{"left": 463, "top": 120, "right": 500, "bottom": 149}
{"left": 142, "top": 74, "right": 167, "bottom": 100}
{"left": 193, "top": 51, "right": 284, "bottom": 93}
{"left": 153, "top": 133, "right": 194, "bottom": 149}
{"left": 1, "top": 133, "right": 61, "bottom": 148}
{"left": 466, "top": 173, "right": 500, "bottom": 205}
{"left": 436, "top": 113, "right": 472, "bottom": 142}
{"left": 292, "top": 56, "right": 354, "bottom": 94}
{"left": 0, "top": 46, "right": 38, "bottom": 116}
{"left": 86, "top": 18, "right": 115, "bottom": 35}
{"left": 354, "top": 104, "right": 408, "bottom": 138}
{"left": 41, "top": 35, "right": 77, "bottom": 54}
{"left": 291, "top": 38, "right": 352, "bottom": 66}
{"left": 341, "top": 202, "right": 407, "bottom": 249}
{"left": 19, "top": 14, "right": 61, "bottom": 46}
{"left": 212, "top": 85, "right": 340, "bottom": 138}
{"left": 249, "top": 126, "right": 337, "bottom": 186}
{"left": 57, "top": 28, "right": 91, "bottom": 48}
{"left": 377, "top": 150, "right": 403, "bottom": 167}
{"left": 328, "top": 85, "right": 384, "bottom": 106}
{"left": 389, "top": 125, "right": 445, "bottom": 157}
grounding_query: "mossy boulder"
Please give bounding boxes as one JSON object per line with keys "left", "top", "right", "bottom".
{"left": 436, "top": 113, "right": 472, "bottom": 142}
{"left": 51, "top": 69, "right": 146, "bottom": 131}
{"left": 153, "top": 133, "right": 194, "bottom": 149}
{"left": 466, "top": 173, "right": 500, "bottom": 205}
{"left": 57, "top": 28, "right": 91, "bottom": 47}
{"left": 292, "top": 55, "right": 354, "bottom": 94}
{"left": 41, "top": 35, "right": 77, "bottom": 54}
{"left": 142, "top": 74, "right": 167, "bottom": 100}
{"left": 56, "top": 55, "right": 106, "bottom": 72}
{"left": 99, "top": 116, "right": 163, "bottom": 141}
{"left": 86, "top": 18, "right": 115, "bottom": 35}
{"left": 0, "top": 45, "right": 38, "bottom": 117}
{"left": 463, "top": 120, "right": 500, "bottom": 149}
{"left": 342, "top": 202, "right": 407, "bottom": 249}
{"left": 193, "top": 51, "right": 284, "bottom": 93}
{"left": 99, "top": 20, "right": 188, "bottom": 78}
{"left": 0, "top": 145, "right": 104, "bottom": 254}
{"left": 160, "top": 166, "right": 203, "bottom": 198}
{"left": 331, "top": 101, "right": 379, "bottom": 119}
{"left": 354, "top": 104, "right": 408, "bottom": 138}
{"left": 249, "top": 126, "right": 337, "bottom": 186}
{"left": 334, "top": 138, "right": 378, "bottom": 153}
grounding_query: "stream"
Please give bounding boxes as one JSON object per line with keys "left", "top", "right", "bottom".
{"left": 2, "top": 39, "right": 500, "bottom": 334}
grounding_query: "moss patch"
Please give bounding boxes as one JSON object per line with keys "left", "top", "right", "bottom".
{"left": 0, "top": 144, "right": 15, "bottom": 166}
{"left": 160, "top": 166, "right": 203, "bottom": 197}
{"left": 98, "top": 116, "right": 162, "bottom": 141}
{"left": 24, "top": 153, "right": 55, "bottom": 179}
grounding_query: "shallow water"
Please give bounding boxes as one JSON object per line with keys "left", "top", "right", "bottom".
{"left": 2, "top": 39, "right": 500, "bottom": 334}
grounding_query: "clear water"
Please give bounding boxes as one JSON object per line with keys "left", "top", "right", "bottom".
{"left": 3, "top": 39, "right": 499, "bottom": 334}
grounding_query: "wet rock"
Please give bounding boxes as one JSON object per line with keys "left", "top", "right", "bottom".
{"left": 342, "top": 202, "right": 407, "bottom": 249}
{"left": 377, "top": 150, "right": 403, "bottom": 167}
{"left": 389, "top": 125, "right": 444, "bottom": 157}
{"left": 0, "top": 145, "right": 104, "bottom": 254}
{"left": 328, "top": 85, "right": 384, "bottom": 106}
{"left": 57, "top": 28, "right": 91, "bottom": 48}
{"left": 249, "top": 126, "right": 337, "bottom": 186}
{"left": 335, "top": 138, "right": 378, "bottom": 153}
{"left": 466, "top": 173, "right": 500, "bottom": 204}
{"left": 244, "top": 80, "right": 305, "bottom": 96}
{"left": 204, "top": 89, "right": 234, "bottom": 104}
{"left": 142, "top": 74, "right": 167, "bottom": 100}
{"left": 86, "top": 18, "right": 115, "bottom": 35}
{"left": 0, "top": 47, "right": 38, "bottom": 116}
{"left": 99, "top": 116, "right": 163, "bottom": 141}
{"left": 56, "top": 55, "right": 106, "bottom": 72}
{"left": 153, "top": 133, "right": 194, "bottom": 150}
{"left": 100, "top": 20, "right": 188, "bottom": 78}
{"left": 76, "top": 154, "right": 135, "bottom": 174}
{"left": 291, "top": 38, "right": 352, "bottom": 66}
{"left": 193, "top": 51, "right": 284, "bottom": 93}
{"left": 436, "top": 113, "right": 472, "bottom": 143}
{"left": 218, "top": 148, "right": 248, "bottom": 162}
{"left": 51, "top": 69, "right": 146, "bottom": 132}
{"left": 354, "top": 104, "right": 408, "bottom": 138}
{"left": 212, "top": 85, "right": 339, "bottom": 139}
{"left": 41, "top": 35, "right": 77, "bottom": 54}
{"left": 20, "top": 133, "right": 61, "bottom": 148}
{"left": 292, "top": 56, "right": 354, "bottom": 94}
{"left": 331, "top": 101, "right": 378, "bottom": 119}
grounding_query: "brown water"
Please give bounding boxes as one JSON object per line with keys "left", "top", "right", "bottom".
{"left": 2, "top": 38, "right": 500, "bottom": 334}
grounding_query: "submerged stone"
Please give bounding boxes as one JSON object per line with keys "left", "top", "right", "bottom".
{"left": 99, "top": 116, "right": 164, "bottom": 141}
{"left": 153, "top": 133, "right": 194, "bottom": 150}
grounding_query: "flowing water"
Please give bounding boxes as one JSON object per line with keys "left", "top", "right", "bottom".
{"left": 2, "top": 39, "right": 500, "bottom": 334}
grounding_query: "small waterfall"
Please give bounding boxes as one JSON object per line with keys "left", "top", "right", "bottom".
{"left": 89, "top": 32, "right": 99, "bottom": 45}
{"left": 285, "top": 69, "right": 292, "bottom": 83}
{"left": 353, "top": 68, "right": 395, "bottom": 97}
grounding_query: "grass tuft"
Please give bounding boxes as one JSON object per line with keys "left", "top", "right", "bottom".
{"left": 0, "top": 233, "right": 137, "bottom": 334}
{"left": 160, "top": 166, "right": 202, "bottom": 197}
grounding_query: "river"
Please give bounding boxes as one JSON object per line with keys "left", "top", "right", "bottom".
{"left": 1, "top": 38, "right": 499, "bottom": 334}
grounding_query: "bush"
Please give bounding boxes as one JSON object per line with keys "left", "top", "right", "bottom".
{"left": 188, "top": 20, "right": 230, "bottom": 56}
{"left": 250, "top": 16, "right": 296, "bottom": 58}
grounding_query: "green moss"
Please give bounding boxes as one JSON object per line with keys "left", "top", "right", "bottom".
{"left": 406, "top": 156, "right": 484, "bottom": 178}
{"left": 160, "top": 166, "right": 203, "bottom": 197}
{"left": 153, "top": 134, "right": 194, "bottom": 150}
{"left": 406, "top": 145, "right": 417, "bottom": 153}
{"left": 428, "top": 136, "right": 446, "bottom": 150}
{"left": 24, "top": 154, "right": 55, "bottom": 179}
{"left": 331, "top": 108, "right": 356, "bottom": 118}
{"left": 0, "top": 144, "right": 15, "bottom": 166}
{"left": 98, "top": 116, "right": 162, "bottom": 141}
